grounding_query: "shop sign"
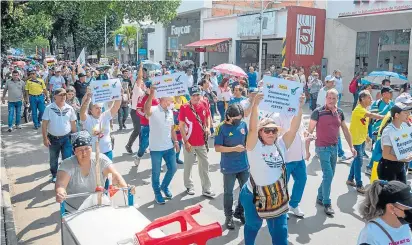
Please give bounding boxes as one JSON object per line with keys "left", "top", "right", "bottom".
{"left": 237, "top": 12, "right": 276, "bottom": 38}
{"left": 171, "top": 25, "right": 191, "bottom": 37}
{"left": 206, "top": 42, "right": 229, "bottom": 53}
{"left": 327, "top": 1, "right": 412, "bottom": 18}
{"left": 295, "top": 14, "right": 316, "bottom": 56}
{"left": 195, "top": 48, "right": 206, "bottom": 52}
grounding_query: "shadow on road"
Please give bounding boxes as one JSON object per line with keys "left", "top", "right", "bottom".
{"left": 17, "top": 210, "right": 60, "bottom": 245}
{"left": 337, "top": 186, "right": 363, "bottom": 222}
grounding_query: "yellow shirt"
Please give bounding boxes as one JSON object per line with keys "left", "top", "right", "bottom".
{"left": 173, "top": 96, "right": 188, "bottom": 110}
{"left": 350, "top": 104, "right": 369, "bottom": 145}
{"left": 25, "top": 78, "right": 46, "bottom": 95}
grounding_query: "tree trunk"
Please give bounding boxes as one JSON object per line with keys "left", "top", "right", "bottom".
{"left": 48, "top": 37, "right": 54, "bottom": 55}
{"left": 72, "top": 33, "right": 78, "bottom": 59}
{"left": 128, "top": 44, "right": 131, "bottom": 65}
{"left": 97, "top": 50, "right": 101, "bottom": 61}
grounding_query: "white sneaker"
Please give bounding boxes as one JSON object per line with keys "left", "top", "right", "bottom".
{"left": 134, "top": 156, "right": 141, "bottom": 168}
{"left": 289, "top": 205, "right": 304, "bottom": 217}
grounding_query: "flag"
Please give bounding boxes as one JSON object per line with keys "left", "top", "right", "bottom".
{"left": 76, "top": 48, "right": 86, "bottom": 65}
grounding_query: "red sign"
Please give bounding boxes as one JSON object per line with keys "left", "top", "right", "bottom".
{"left": 195, "top": 48, "right": 206, "bottom": 52}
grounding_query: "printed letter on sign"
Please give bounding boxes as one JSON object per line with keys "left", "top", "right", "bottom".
{"left": 295, "top": 14, "right": 316, "bottom": 55}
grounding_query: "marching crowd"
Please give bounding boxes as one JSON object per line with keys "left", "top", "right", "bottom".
{"left": 2, "top": 58, "right": 412, "bottom": 245}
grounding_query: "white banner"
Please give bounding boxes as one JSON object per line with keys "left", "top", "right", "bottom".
{"left": 151, "top": 72, "right": 189, "bottom": 98}
{"left": 390, "top": 126, "right": 412, "bottom": 161}
{"left": 295, "top": 14, "right": 316, "bottom": 56}
{"left": 90, "top": 79, "right": 122, "bottom": 104}
{"left": 76, "top": 48, "right": 86, "bottom": 65}
{"left": 259, "top": 76, "right": 304, "bottom": 116}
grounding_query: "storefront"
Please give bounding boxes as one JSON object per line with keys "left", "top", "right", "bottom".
{"left": 324, "top": 1, "right": 412, "bottom": 101}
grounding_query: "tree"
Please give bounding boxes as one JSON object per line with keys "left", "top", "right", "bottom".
{"left": 114, "top": 25, "right": 138, "bottom": 62}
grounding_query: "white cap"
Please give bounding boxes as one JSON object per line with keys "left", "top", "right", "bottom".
{"left": 325, "top": 75, "right": 335, "bottom": 82}
{"left": 395, "top": 93, "right": 412, "bottom": 104}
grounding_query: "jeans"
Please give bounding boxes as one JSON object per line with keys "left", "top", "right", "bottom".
{"left": 337, "top": 135, "right": 345, "bottom": 157}
{"left": 150, "top": 148, "right": 177, "bottom": 195}
{"left": 217, "top": 101, "right": 226, "bottom": 122}
{"left": 316, "top": 145, "right": 338, "bottom": 205}
{"left": 104, "top": 150, "right": 113, "bottom": 160}
{"left": 309, "top": 93, "right": 318, "bottom": 111}
{"left": 378, "top": 159, "right": 406, "bottom": 184}
{"left": 49, "top": 134, "right": 72, "bottom": 177}
{"left": 210, "top": 103, "right": 216, "bottom": 134}
{"left": 30, "top": 95, "right": 45, "bottom": 127}
{"left": 240, "top": 185, "right": 288, "bottom": 245}
{"left": 285, "top": 159, "right": 307, "bottom": 208}
{"left": 126, "top": 109, "right": 141, "bottom": 147}
{"left": 347, "top": 143, "right": 364, "bottom": 187}
{"left": 175, "top": 140, "right": 183, "bottom": 161}
{"left": 338, "top": 93, "right": 342, "bottom": 107}
{"left": 223, "top": 170, "right": 249, "bottom": 217}
{"left": 117, "top": 107, "right": 129, "bottom": 128}
{"left": 136, "top": 125, "right": 150, "bottom": 157}
{"left": 8, "top": 101, "right": 22, "bottom": 127}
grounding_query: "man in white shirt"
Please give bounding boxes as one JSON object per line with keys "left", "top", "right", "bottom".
{"left": 210, "top": 71, "right": 219, "bottom": 94}
{"left": 42, "top": 88, "right": 77, "bottom": 183}
{"left": 186, "top": 69, "right": 194, "bottom": 93}
{"left": 144, "top": 85, "right": 179, "bottom": 205}
{"left": 316, "top": 75, "right": 335, "bottom": 108}
{"left": 333, "top": 69, "right": 343, "bottom": 106}
{"left": 49, "top": 69, "right": 66, "bottom": 94}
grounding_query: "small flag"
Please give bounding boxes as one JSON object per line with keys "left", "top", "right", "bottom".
{"left": 76, "top": 48, "right": 86, "bottom": 65}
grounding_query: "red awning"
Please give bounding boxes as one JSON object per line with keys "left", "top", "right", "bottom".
{"left": 185, "top": 38, "right": 231, "bottom": 48}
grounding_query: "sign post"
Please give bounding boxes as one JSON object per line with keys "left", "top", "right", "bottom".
{"left": 390, "top": 127, "right": 412, "bottom": 161}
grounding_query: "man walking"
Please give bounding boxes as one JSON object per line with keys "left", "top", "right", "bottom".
{"left": 2, "top": 70, "right": 25, "bottom": 132}
{"left": 306, "top": 88, "right": 356, "bottom": 215}
{"left": 49, "top": 68, "right": 66, "bottom": 97}
{"left": 179, "top": 86, "right": 215, "bottom": 197}
{"left": 42, "top": 88, "right": 77, "bottom": 183}
{"left": 25, "top": 68, "right": 49, "bottom": 129}
{"left": 144, "top": 86, "right": 179, "bottom": 204}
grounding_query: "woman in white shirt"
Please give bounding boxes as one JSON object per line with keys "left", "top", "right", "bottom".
{"left": 379, "top": 103, "right": 412, "bottom": 183}
{"left": 80, "top": 90, "right": 121, "bottom": 160}
{"left": 216, "top": 78, "right": 232, "bottom": 122}
{"left": 240, "top": 92, "right": 305, "bottom": 245}
{"left": 357, "top": 180, "right": 412, "bottom": 245}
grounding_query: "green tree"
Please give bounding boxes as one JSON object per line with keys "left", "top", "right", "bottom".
{"left": 114, "top": 25, "right": 138, "bottom": 62}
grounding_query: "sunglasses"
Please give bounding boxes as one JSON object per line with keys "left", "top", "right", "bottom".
{"left": 263, "top": 127, "right": 278, "bottom": 134}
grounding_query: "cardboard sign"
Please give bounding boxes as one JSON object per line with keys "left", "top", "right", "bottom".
{"left": 90, "top": 79, "right": 122, "bottom": 104}
{"left": 390, "top": 126, "right": 412, "bottom": 161}
{"left": 99, "top": 58, "right": 109, "bottom": 65}
{"left": 259, "top": 76, "right": 303, "bottom": 116}
{"left": 151, "top": 72, "right": 189, "bottom": 98}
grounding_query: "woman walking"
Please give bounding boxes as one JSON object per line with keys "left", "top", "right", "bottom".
{"left": 216, "top": 78, "right": 232, "bottom": 122}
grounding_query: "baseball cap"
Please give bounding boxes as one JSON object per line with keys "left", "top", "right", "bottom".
{"left": 53, "top": 88, "right": 67, "bottom": 96}
{"left": 381, "top": 86, "right": 394, "bottom": 94}
{"left": 78, "top": 73, "right": 86, "bottom": 78}
{"left": 325, "top": 75, "right": 335, "bottom": 82}
{"left": 395, "top": 93, "right": 412, "bottom": 104}
{"left": 377, "top": 180, "right": 412, "bottom": 209}
{"left": 391, "top": 102, "right": 412, "bottom": 117}
{"left": 190, "top": 86, "right": 201, "bottom": 95}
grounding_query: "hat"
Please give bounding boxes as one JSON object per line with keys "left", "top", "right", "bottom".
{"left": 78, "top": 73, "right": 86, "bottom": 78}
{"left": 391, "top": 102, "right": 412, "bottom": 117}
{"left": 325, "top": 75, "right": 335, "bottom": 82}
{"left": 249, "top": 87, "right": 259, "bottom": 93}
{"left": 377, "top": 181, "right": 412, "bottom": 209}
{"left": 381, "top": 86, "right": 394, "bottom": 94}
{"left": 395, "top": 93, "right": 412, "bottom": 104}
{"left": 190, "top": 86, "right": 201, "bottom": 95}
{"left": 53, "top": 88, "right": 67, "bottom": 96}
{"left": 258, "top": 118, "right": 282, "bottom": 132}
{"left": 71, "top": 131, "right": 92, "bottom": 149}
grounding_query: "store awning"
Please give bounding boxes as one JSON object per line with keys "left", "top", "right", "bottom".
{"left": 185, "top": 38, "right": 231, "bottom": 48}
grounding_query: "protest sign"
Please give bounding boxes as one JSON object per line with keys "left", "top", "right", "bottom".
{"left": 259, "top": 76, "right": 304, "bottom": 115}
{"left": 90, "top": 79, "right": 122, "bottom": 104}
{"left": 151, "top": 72, "right": 189, "bottom": 98}
{"left": 390, "top": 126, "right": 412, "bottom": 160}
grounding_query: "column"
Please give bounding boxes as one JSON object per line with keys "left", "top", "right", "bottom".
{"left": 408, "top": 32, "right": 412, "bottom": 82}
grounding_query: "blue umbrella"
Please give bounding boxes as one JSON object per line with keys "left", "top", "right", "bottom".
{"left": 365, "top": 71, "right": 408, "bottom": 85}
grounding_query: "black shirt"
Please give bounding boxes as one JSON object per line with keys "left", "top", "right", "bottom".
{"left": 74, "top": 80, "right": 89, "bottom": 101}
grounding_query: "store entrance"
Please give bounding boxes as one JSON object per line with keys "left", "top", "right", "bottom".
{"left": 236, "top": 39, "right": 282, "bottom": 72}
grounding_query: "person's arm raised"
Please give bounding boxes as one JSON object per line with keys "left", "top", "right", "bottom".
{"left": 246, "top": 93, "right": 264, "bottom": 151}
{"left": 282, "top": 94, "right": 305, "bottom": 149}
{"left": 80, "top": 90, "right": 92, "bottom": 121}
{"left": 144, "top": 86, "right": 155, "bottom": 118}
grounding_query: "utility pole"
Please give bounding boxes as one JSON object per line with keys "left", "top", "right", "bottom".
{"left": 104, "top": 15, "right": 107, "bottom": 57}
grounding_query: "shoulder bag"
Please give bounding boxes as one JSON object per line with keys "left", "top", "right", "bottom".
{"left": 188, "top": 101, "right": 209, "bottom": 152}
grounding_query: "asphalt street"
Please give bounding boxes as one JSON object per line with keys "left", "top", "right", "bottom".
{"left": 2, "top": 102, "right": 402, "bottom": 245}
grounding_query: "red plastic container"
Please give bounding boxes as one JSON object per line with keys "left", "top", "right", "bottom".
{"left": 135, "top": 204, "right": 222, "bottom": 245}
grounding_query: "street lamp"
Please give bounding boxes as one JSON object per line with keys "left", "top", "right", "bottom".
{"left": 258, "top": 0, "right": 281, "bottom": 78}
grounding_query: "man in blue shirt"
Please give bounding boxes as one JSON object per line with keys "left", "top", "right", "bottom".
{"left": 215, "top": 104, "right": 249, "bottom": 230}
{"left": 247, "top": 66, "right": 257, "bottom": 89}
{"left": 229, "top": 85, "right": 246, "bottom": 105}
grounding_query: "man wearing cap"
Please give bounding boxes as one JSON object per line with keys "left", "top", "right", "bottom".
{"left": 49, "top": 68, "right": 66, "bottom": 98}
{"left": 2, "top": 70, "right": 25, "bottom": 132}
{"left": 42, "top": 88, "right": 77, "bottom": 183}
{"left": 25, "top": 68, "right": 49, "bottom": 129}
{"left": 179, "top": 85, "right": 215, "bottom": 197}
{"left": 73, "top": 73, "right": 89, "bottom": 102}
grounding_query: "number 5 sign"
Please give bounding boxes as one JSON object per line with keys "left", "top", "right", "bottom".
{"left": 295, "top": 14, "right": 316, "bottom": 55}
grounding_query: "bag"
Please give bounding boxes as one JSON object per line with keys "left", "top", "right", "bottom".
{"left": 349, "top": 77, "right": 358, "bottom": 94}
{"left": 250, "top": 144, "right": 289, "bottom": 219}
{"left": 369, "top": 220, "right": 395, "bottom": 244}
{"left": 189, "top": 101, "right": 209, "bottom": 152}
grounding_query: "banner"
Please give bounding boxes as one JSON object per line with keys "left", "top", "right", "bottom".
{"left": 99, "top": 58, "right": 109, "bottom": 65}
{"left": 259, "top": 76, "right": 304, "bottom": 116}
{"left": 90, "top": 79, "right": 122, "bottom": 104}
{"left": 76, "top": 48, "right": 86, "bottom": 65}
{"left": 390, "top": 126, "right": 412, "bottom": 161}
{"left": 151, "top": 72, "right": 189, "bottom": 98}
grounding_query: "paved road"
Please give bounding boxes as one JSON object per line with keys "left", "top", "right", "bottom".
{"left": 2, "top": 102, "right": 392, "bottom": 245}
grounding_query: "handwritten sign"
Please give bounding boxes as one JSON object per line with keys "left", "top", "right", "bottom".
{"left": 152, "top": 72, "right": 189, "bottom": 98}
{"left": 259, "top": 76, "right": 303, "bottom": 116}
{"left": 390, "top": 126, "right": 412, "bottom": 161}
{"left": 90, "top": 79, "right": 122, "bottom": 104}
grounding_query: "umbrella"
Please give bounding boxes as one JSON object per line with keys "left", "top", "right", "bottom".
{"left": 212, "top": 63, "right": 247, "bottom": 77}
{"left": 180, "top": 60, "right": 194, "bottom": 67}
{"left": 365, "top": 70, "right": 408, "bottom": 85}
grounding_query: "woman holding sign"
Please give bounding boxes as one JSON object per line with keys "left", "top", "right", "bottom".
{"left": 378, "top": 103, "right": 412, "bottom": 183}
{"left": 240, "top": 92, "right": 305, "bottom": 245}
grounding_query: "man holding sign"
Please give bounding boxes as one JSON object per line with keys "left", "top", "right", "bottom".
{"left": 379, "top": 103, "right": 412, "bottom": 184}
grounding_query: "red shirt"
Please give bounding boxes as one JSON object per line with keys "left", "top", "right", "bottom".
{"left": 178, "top": 101, "right": 210, "bottom": 146}
{"left": 136, "top": 94, "right": 159, "bottom": 125}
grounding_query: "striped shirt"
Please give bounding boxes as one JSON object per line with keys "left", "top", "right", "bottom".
{"left": 311, "top": 106, "right": 345, "bottom": 147}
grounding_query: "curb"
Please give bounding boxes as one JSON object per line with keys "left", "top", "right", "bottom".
{"left": 1, "top": 139, "right": 18, "bottom": 245}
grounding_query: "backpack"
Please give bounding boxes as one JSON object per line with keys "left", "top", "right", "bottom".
{"left": 349, "top": 77, "right": 358, "bottom": 94}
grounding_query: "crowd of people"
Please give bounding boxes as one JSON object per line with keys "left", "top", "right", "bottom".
{"left": 1, "top": 57, "right": 412, "bottom": 245}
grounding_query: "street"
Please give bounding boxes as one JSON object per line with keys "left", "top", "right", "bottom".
{"left": 1, "top": 102, "right": 388, "bottom": 245}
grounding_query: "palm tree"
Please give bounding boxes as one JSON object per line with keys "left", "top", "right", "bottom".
{"left": 114, "top": 25, "right": 137, "bottom": 64}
